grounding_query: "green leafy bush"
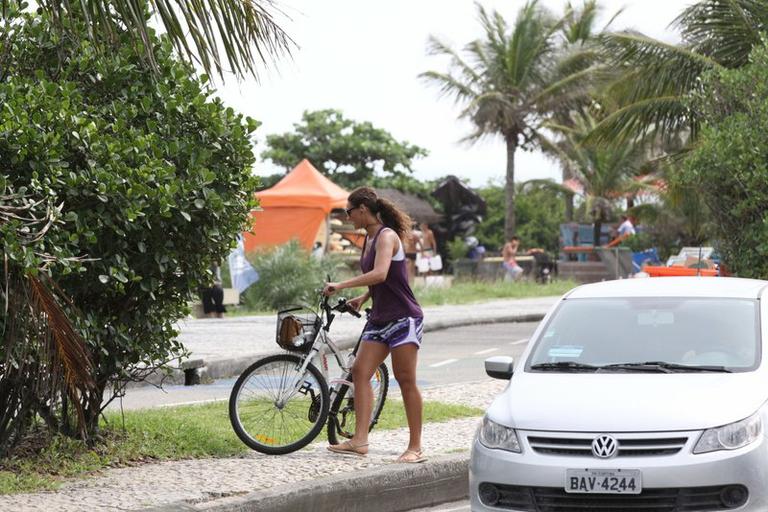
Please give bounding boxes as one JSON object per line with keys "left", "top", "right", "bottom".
{"left": 682, "top": 40, "right": 768, "bottom": 278}
{"left": 242, "top": 241, "right": 347, "bottom": 310}
{"left": 446, "top": 237, "right": 469, "bottom": 261}
{"left": 1, "top": 8, "right": 258, "bottom": 432}
{"left": 620, "top": 231, "right": 655, "bottom": 252}
{"left": 474, "top": 182, "right": 564, "bottom": 252}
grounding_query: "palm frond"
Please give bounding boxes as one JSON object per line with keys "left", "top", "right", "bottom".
{"left": 600, "top": 6, "right": 625, "bottom": 33}
{"left": 562, "top": 0, "right": 598, "bottom": 44}
{"left": 419, "top": 70, "right": 479, "bottom": 106}
{"left": 587, "top": 95, "right": 694, "bottom": 145}
{"left": 426, "top": 35, "right": 482, "bottom": 85}
{"left": 674, "top": 0, "right": 768, "bottom": 67}
{"left": 10, "top": 0, "right": 294, "bottom": 79}
{"left": 507, "top": 1, "right": 561, "bottom": 87}
{"left": 521, "top": 178, "right": 575, "bottom": 196}
{"left": 600, "top": 31, "right": 721, "bottom": 104}
{"left": 27, "top": 274, "right": 95, "bottom": 437}
{"left": 531, "top": 64, "right": 600, "bottom": 111}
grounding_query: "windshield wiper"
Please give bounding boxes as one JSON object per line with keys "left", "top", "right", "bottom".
{"left": 601, "top": 361, "right": 732, "bottom": 373}
{"left": 529, "top": 361, "right": 601, "bottom": 372}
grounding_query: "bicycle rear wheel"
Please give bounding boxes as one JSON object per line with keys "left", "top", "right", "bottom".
{"left": 327, "top": 362, "right": 389, "bottom": 445}
{"left": 229, "top": 353, "right": 329, "bottom": 455}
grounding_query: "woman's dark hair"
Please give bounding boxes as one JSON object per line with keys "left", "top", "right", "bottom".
{"left": 348, "top": 187, "right": 412, "bottom": 240}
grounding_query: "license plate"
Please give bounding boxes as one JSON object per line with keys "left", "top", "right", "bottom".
{"left": 565, "top": 469, "right": 642, "bottom": 494}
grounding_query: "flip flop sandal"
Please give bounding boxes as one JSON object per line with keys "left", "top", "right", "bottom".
{"left": 396, "top": 449, "right": 428, "bottom": 464}
{"left": 327, "top": 440, "right": 369, "bottom": 457}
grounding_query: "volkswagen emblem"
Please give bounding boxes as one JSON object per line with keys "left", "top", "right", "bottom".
{"left": 592, "top": 435, "right": 618, "bottom": 459}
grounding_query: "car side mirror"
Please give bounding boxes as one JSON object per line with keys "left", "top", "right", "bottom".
{"left": 485, "top": 356, "right": 515, "bottom": 380}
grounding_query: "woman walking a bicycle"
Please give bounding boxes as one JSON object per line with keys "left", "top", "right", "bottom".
{"left": 323, "top": 187, "right": 426, "bottom": 464}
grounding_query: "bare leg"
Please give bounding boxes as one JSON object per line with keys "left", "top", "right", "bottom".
{"left": 330, "top": 341, "right": 389, "bottom": 453}
{"left": 391, "top": 343, "right": 422, "bottom": 456}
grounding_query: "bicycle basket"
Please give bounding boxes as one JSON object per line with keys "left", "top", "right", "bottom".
{"left": 276, "top": 306, "right": 320, "bottom": 353}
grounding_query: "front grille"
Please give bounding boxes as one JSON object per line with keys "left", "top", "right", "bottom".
{"left": 480, "top": 484, "right": 747, "bottom": 511}
{"left": 528, "top": 435, "right": 688, "bottom": 457}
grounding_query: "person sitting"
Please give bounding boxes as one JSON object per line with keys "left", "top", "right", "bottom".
{"left": 465, "top": 236, "right": 486, "bottom": 261}
{"left": 605, "top": 215, "right": 636, "bottom": 247}
{"left": 502, "top": 236, "right": 523, "bottom": 281}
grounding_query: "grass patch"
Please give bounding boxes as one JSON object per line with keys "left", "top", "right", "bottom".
{"left": 377, "top": 398, "right": 482, "bottom": 430}
{"left": 225, "top": 279, "right": 576, "bottom": 317}
{"left": 414, "top": 279, "right": 576, "bottom": 307}
{"left": 0, "top": 398, "right": 482, "bottom": 495}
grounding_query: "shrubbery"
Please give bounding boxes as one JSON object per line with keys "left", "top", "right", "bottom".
{"left": 1, "top": 7, "right": 258, "bottom": 435}
{"left": 474, "top": 183, "right": 564, "bottom": 253}
{"left": 241, "top": 241, "right": 349, "bottom": 311}
{"left": 682, "top": 41, "right": 768, "bottom": 278}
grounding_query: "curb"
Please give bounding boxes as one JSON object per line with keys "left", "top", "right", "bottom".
{"left": 135, "top": 312, "right": 545, "bottom": 387}
{"left": 149, "top": 453, "right": 470, "bottom": 512}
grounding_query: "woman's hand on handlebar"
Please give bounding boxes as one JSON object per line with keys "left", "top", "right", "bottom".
{"left": 346, "top": 295, "right": 366, "bottom": 312}
{"left": 322, "top": 282, "right": 339, "bottom": 296}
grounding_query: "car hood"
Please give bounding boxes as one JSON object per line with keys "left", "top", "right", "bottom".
{"left": 488, "top": 371, "right": 768, "bottom": 432}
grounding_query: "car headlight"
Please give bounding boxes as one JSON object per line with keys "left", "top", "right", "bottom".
{"left": 478, "top": 416, "right": 521, "bottom": 453}
{"left": 694, "top": 411, "right": 763, "bottom": 454}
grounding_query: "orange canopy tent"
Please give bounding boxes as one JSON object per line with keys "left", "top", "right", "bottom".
{"left": 243, "top": 159, "right": 349, "bottom": 253}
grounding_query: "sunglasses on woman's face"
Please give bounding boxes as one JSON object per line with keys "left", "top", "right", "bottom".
{"left": 345, "top": 206, "right": 359, "bottom": 216}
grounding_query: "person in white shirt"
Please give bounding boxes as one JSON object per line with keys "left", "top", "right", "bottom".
{"left": 618, "top": 215, "right": 636, "bottom": 237}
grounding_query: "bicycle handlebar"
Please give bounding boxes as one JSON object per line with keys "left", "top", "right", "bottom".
{"left": 318, "top": 291, "right": 362, "bottom": 318}
{"left": 332, "top": 297, "right": 362, "bottom": 318}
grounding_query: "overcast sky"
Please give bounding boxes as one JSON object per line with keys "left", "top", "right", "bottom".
{"left": 214, "top": 0, "right": 693, "bottom": 187}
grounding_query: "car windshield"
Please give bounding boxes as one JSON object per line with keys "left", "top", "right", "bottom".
{"left": 527, "top": 297, "right": 760, "bottom": 373}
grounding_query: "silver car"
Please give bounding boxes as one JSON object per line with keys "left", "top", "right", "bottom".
{"left": 471, "top": 277, "right": 768, "bottom": 511}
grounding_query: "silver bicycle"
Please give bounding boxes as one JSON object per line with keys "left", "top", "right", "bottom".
{"left": 228, "top": 294, "right": 389, "bottom": 455}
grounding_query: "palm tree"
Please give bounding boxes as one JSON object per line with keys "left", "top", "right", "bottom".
{"left": 554, "top": 0, "right": 623, "bottom": 220}
{"left": 535, "top": 112, "right": 656, "bottom": 245}
{"left": 421, "top": 1, "right": 597, "bottom": 240}
{"left": 0, "top": 0, "right": 292, "bottom": 80}
{"left": 593, "top": 0, "right": 768, "bottom": 144}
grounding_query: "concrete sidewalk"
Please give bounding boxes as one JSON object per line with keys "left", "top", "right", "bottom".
{"left": 0, "top": 296, "right": 558, "bottom": 512}
{"left": 165, "top": 296, "right": 558, "bottom": 384}
{"left": 0, "top": 379, "right": 508, "bottom": 512}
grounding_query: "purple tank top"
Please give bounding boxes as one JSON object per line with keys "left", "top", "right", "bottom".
{"left": 361, "top": 227, "right": 423, "bottom": 324}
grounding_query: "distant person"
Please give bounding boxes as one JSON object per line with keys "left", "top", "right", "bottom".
{"left": 420, "top": 222, "right": 437, "bottom": 256}
{"left": 466, "top": 236, "right": 486, "bottom": 261}
{"left": 502, "top": 236, "right": 523, "bottom": 281}
{"left": 403, "top": 224, "right": 421, "bottom": 284}
{"left": 618, "top": 215, "right": 636, "bottom": 237}
{"left": 606, "top": 215, "right": 637, "bottom": 248}
{"left": 418, "top": 222, "right": 442, "bottom": 275}
{"left": 527, "top": 248, "right": 553, "bottom": 283}
{"left": 312, "top": 241, "right": 324, "bottom": 260}
{"left": 201, "top": 263, "right": 226, "bottom": 318}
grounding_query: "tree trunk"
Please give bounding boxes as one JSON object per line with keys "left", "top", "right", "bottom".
{"left": 562, "top": 169, "right": 574, "bottom": 222}
{"left": 83, "top": 379, "right": 107, "bottom": 438}
{"left": 504, "top": 135, "right": 518, "bottom": 240}
{"left": 593, "top": 220, "right": 602, "bottom": 248}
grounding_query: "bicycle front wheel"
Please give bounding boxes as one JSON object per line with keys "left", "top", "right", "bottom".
{"left": 327, "top": 362, "right": 389, "bottom": 445}
{"left": 229, "top": 353, "right": 329, "bottom": 455}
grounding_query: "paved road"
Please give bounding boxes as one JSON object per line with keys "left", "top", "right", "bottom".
{"left": 110, "top": 322, "right": 537, "bottom": 410}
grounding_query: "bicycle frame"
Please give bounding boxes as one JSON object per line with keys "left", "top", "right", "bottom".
{"left": 276, "top": 295, "right": 362, "bottom": 408}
